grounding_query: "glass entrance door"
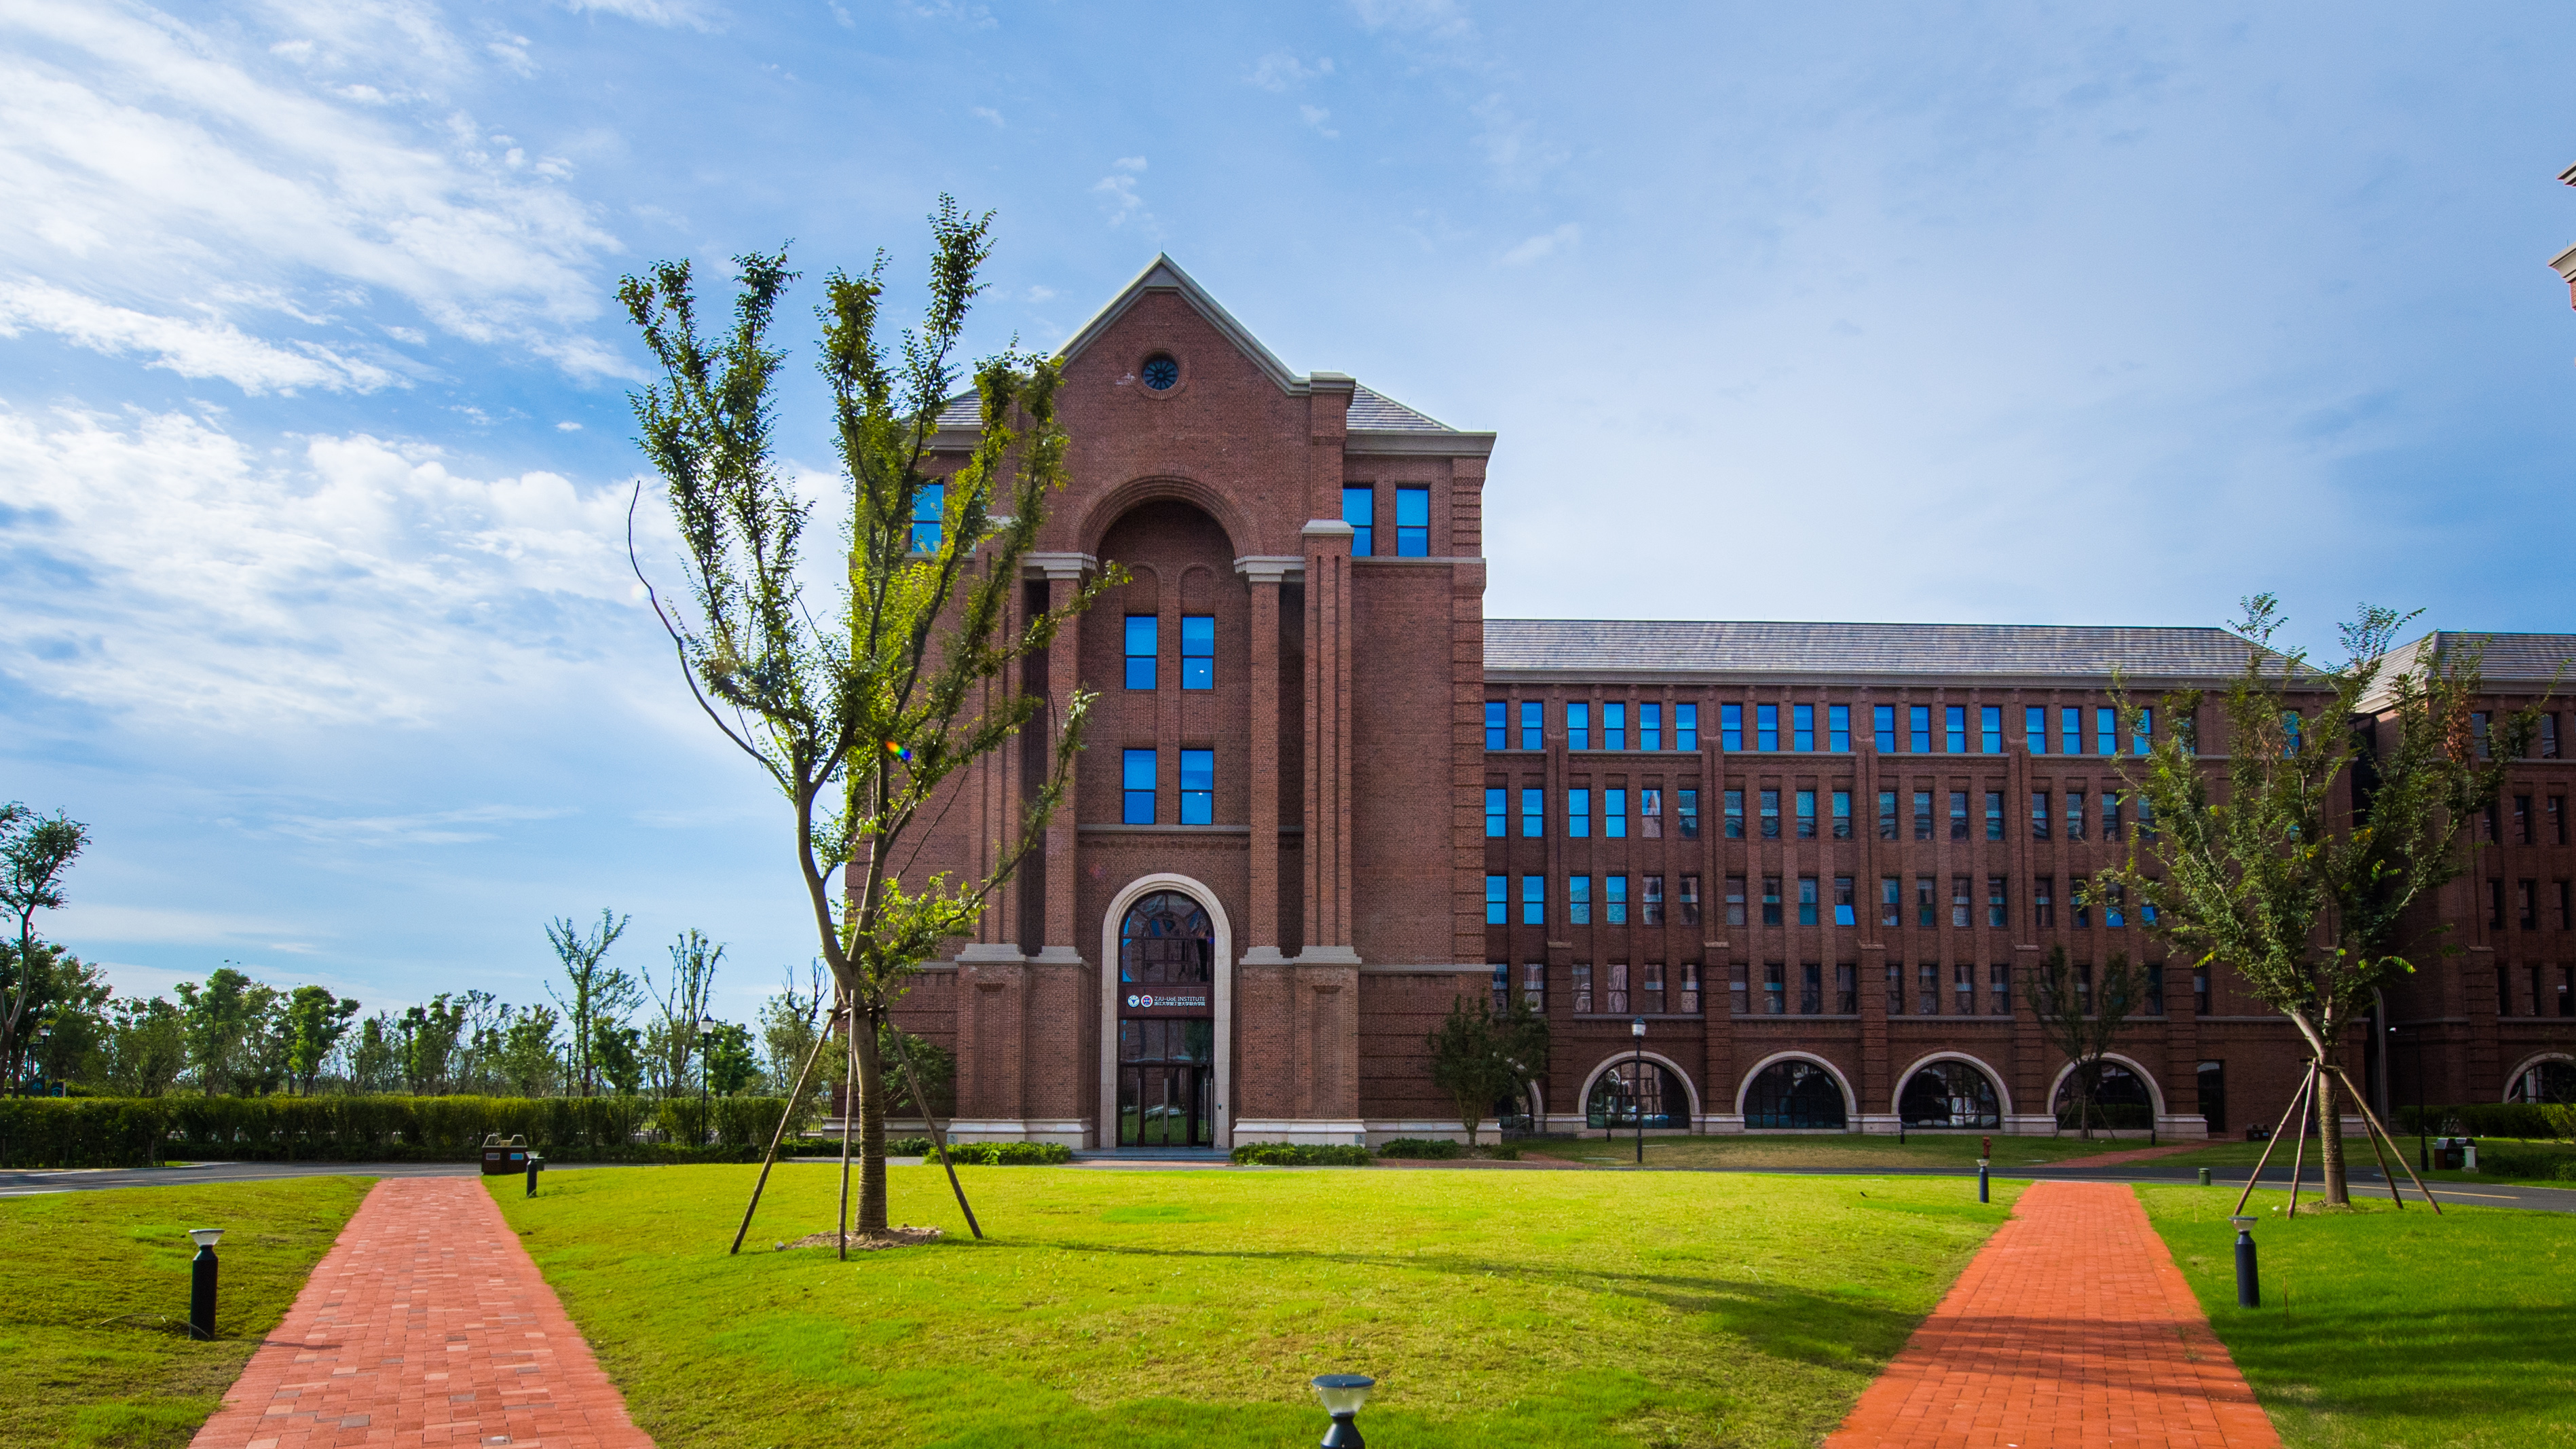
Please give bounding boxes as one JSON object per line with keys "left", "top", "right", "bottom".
{"left": 1116, "top": 890, "right": 1216, "bottom": 1148}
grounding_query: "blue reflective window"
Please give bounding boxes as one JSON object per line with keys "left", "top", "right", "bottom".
{"left": 1640, "top": 702, "right": 1662, "bottom": 751}
{"left": 1123, "top": 616, "right": 1157, "bottom": 691}
{"left": 910, "top": 481, "right": 944, "bottom": 553}
{"left": 1677, "top": 703, "right": 1698, "bottom": 751}
{"left": 2061, "top": 706, "right": 2082, "bottom": 757}
{"left": 1798, "top": 876, "right": 1820, "bottom": 926}
{"left": 1981, "top": 706, "right": 2002, "bottom": 754}
{"left": 1567, "top": 702, "right": 1590, "bottom": 751}
{"left": 1485, "top": 787, "right": 1506, "bottom": 838}
{"left": 1873, "top": 704, "right": 1896, "bottom": 752}
{"left": 1605, "top": 874, "right": 1628, "bottom": 926}
{"left": 1521, "top": 787, "right": 1544, "bottom": 837}
{"left": 1719, "top": 703, "right": 1740, "bottom": 751}
{"left": 1395, "top": 486, "right": 1430, "bottom": 556}
{"left": 1486, "top": 874, "right": 1507, "bottom": 924}
{"left": 2026, "top": 705, "right": 2048, "bottom": 754}
{"left": 1604, "top": 702, "right": 1626, "bottom": 751}
{"left": 1484, "top": 702, "right": 1506, "bottom": 751}
{"left": 1793, "top": 704, "right": 1815, "bottom": 751}
{"left": 2097, "top": 707, "right": 2118, "bottom": 757}
{"left": 1178, "top": 749, "right": 1213, "bottom": 825}
{"left": 1605, "top": 789, "right": 1628, "bottom": 839}
{"left": 1522, "top": 874, "right": 1545, "bottom": 926}
{"left": 1911, "top": 705, "right": 1933, "bottom": 753}
{"left": 1342, "top": 486, "right": 1374, "bottom": 557}
{"left": 1121, "top": 749, "right": 1157, "bottom": 824}
{"left": 1567, "top": 789, "right": 1590, "bottom": 838}
{"left": 1519, "top": 700, "right": 1542, "bottom": 750}
{"left": 1757, "top": 704, "right": 1779, "bottom": 751}
{"left": 2134, "top": 707, "right": 2154, "bottom": 755}
{"left": 1180, "top": 615, "right": 1214, "bottom": 690}
{"left": 1828, "top": 704, "right": 1851, "bottom": 753}
{"left": 1569, "top": 875, "right": 1592, "bottom": 926}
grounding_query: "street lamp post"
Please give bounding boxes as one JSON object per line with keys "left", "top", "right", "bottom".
{"left": 696, "top": 1015, "right": 719, "bottom": 1147}
{"left": 1631, "top": 1017, "right": 1647, "bottom": 1166}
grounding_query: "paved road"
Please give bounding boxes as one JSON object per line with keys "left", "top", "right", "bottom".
{"left": 5, "top": 1154, "right": 2570, "bottom": 1212}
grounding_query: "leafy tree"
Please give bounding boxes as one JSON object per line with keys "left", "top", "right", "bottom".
{"left": 646, "top": 930, "right": 723, "bottom": 1097}
{"left": 344, "top": 1013, "right": 402, "bottom": 1094}
{"left": 2026, "top": 943, "right": 2146, "bottom": 1139}
{"left": 282, "top": 985, "right": 360, "bottom": 1095}
{"left": 619, "top": 201, "right": 1106, "bottom": 1238}
{"left": 3, "top": 938, "right": 109, "bottom": 1090}
{"left": 176, "top": 966, "right": 284, "bottom": 1096}
{"left": 878, "top": 1020, "right": 954, "bottom": 1116}
{"left": 1425, "top": 994, "right": 1551, "bottom": 1146}
{"left": 104, "top": 996, "right": 186, "bottom": 1097}
{"left": 546, "top": 909, "right": 637, "bottom": 1097}
{"left": 496, "top": 1005, "right": 563, "bottom": 1097}
{"left": 591, "top": 1017, "right": 645, "bottom": 1095}
{"left": 2104, "top": 597, "right": 2545, "bottom": 1206}
{"left": 1, "top": 803, "right": 88, "bottom": 1088}
{"left": 758, "top": 964, "right": 834, "bottom": 1097}
{"left": 703, "top": 1021, "right": 760, "bottom": 1096}
{"left": 397, "top": 996, "right": 469, "bottom": 1095}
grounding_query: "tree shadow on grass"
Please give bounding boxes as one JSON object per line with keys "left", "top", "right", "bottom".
{"left": 2212, "top": 1301, "right": 2576, "bottom": 1425}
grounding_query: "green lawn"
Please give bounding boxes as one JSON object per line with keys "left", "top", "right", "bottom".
{"left": 0, "top": 1177, "right": 372, "bottom": 1449}
{"left": 493, "top": 1162, "right": 2019, "bottom": 1448}
{"left": 2139, "top": 1184, "right": 2576, "bottom": 1448}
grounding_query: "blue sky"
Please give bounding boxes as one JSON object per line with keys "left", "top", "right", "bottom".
{"left": 4, "top": 1, "right": 2573, "bottom": 1025}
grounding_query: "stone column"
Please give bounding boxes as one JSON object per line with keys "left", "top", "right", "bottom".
{"left": 1023, "top": 552, "right": 1095, "bottom": 966}
{"left": 1296, "top": 520, "right": 1358, "bottom": 965}
{"left": 1235, "top": 557, "right": 1301, "bottom": 966}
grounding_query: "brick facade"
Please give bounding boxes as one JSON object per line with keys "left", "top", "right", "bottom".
{"left": 888, "top": 255, "right": 2576, "bottom": 1149}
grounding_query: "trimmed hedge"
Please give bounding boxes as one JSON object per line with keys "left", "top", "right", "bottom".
{"left": 1377, "top": 1137, "right": 1462, "bottom": 1160}
{"left": 2394, "top": 1103, "right": 2576, "bottom": 1140}
{"left": 2471, "top": 1145, "right": 2576, "bottom": 1181}
{"left": 0, "top": 1093, "right": 819, "bottom": 1168}
{"left": 881, "top": 1136, "right": 1070, "bottom": 1164}
{"left": 1231, "top": 1142, "right": 1372, "bottom": 1167}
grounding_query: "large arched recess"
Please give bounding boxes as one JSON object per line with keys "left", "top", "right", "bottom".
{"left": 1079, "top": 474, "right": 1251, "bottom": 563}
{"left": 1099, "top": 872, "right": 1235, "bottom": 1148}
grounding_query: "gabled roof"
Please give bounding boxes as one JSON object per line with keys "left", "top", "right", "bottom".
{"left": 2360, "top": 631, "right": 2576, "bottom": 711}
{"left": 1058, "top": 253, "right": 1307, "bottom": 394}
{"left": 1348, "top": 384, "right": 1454, "bottom": 432}
{"left": 1485, "top": 619, "right": 2269, "bottom": 683}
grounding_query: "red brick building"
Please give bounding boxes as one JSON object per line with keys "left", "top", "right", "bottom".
{"left": 890, "top": 256, "right": 2576, "bottom": 1150}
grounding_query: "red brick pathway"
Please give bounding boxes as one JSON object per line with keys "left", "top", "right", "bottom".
{"left": 190, "top": 1177, "right": 654, "bottom": 1449}
{"left": 1824, "top": 1181, "right": 2279, "bottom": 1449}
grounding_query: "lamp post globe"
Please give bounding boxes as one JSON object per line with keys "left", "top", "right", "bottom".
{"left": 1310, "top": 1374, "right": 1374, "bottom": 1448}
{"left": 695, "top": 1015, "right": 720, "bottom": 1147}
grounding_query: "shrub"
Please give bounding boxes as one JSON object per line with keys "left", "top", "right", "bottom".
{"left": 1376, "top": 1137, "right": 1463, "bottom": 1160}
{"left": 1483, "top": 1144, "right": 1520, "bottom": 1161}
{"left": 0, "top": 1094, "right": 819, "bottom": 1167}
{"left": 2465, "top": 1145, "right": 2576, "bottom": 1181}
{"left": 2394, "top": 1103, "right": 2576, "bottom": 1141}
{"left": 937, "top": 1142, "right": 1072, "bottom": 1165}
{"left": 1231, "top": 1142, "right": 1373, "bottom": 1167}
{"left": 0, "top": 1098, "right": 172, "bottom": 1167}
{"left": 886, "top": 1135, "right": 933, "bottom": 1156}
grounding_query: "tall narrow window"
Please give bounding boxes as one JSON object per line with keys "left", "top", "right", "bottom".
{"left": 1604, "top": 702, "right": 1626, "bottom": 751}
{"left": 1567, "top": 788, "right": 1590, "bottom": 838}
{"left": 2145, "top": 962, "right": 2165, "bottom": 1017}
{"left": 1762, "top": 877, "right": 1784, "bottom": 926}
{"left": 2026, "top": 705, "right": 2048, "bottom": 754}
{"left": 1644, "top": 962, "right": 1666, "bottom": 1013}
{"left": 1485, "top": 701, "right": 1506, "bottom": 751}
{"left": 1887, "top": 962, "right": 1905, "bottom": 1015}
{"left": 1956, "top": 964, "right": 1977, "bottom": 1014}
{"left": 1641, "top": 702, "right": 1662, "bottom": 751}
{"left": 1606, "top": 874, "right": 1629, "bottom": 925}
{"left": 1881, "top": 877, "right": 1901, "bottom": 928}
{"left": 1605, "top": 788, "right": 1628, "bottom": 839}
{"left": 2103, "top": 791, "right": 2123, "bottom": 841}
{"left": 1485, "top": 787, "right": 1506, "bottom": 838}
{"left": 1985, "top": 791, "right": 2004, "bottom": 841}
{"left": 1394, "top": 486, "right": 1430, "bottom": 556}
{"left": 1485, "top": 874, "right": 1506, "bottom": 924}
{"left": 1569, "top": 875, "right": 1592, "bottom": 925}
{"left": 1643, "top": 875, "right": 1665, "bottom": 926}
{"left": 1981, "top": 706, "right": 2003, "bottom": 754}
{"left": 1951, "top": 876, "right": 1971, "bottom": 928}
{"left": 1523, "top": 874, "right": 1545, "bottom": 926}
{"left": 1758, "top": 704, "right": 1780, "bottom": 751}
{"left": 1987, "top": 877, "right": 2008, "bottom": 928}
{"left": 2060, "top": 706, "right": 2082, "bottom": 756}
{"left": 2519, "top": 879, "right": 2537, "bottom": 930}
{"left": 2554, "top": 796, "right": 2567, "bottom": 845}
{"left": 1949, "top": 791, "right": 1968, "bottom": 840}
{"left": 2544, "top": 713, "right": 2562, "bottom": 759}
{"left": 1679, "top": 788, "right": 1700, "bottom": 839}
{"left": 1720, "top": 703, "right": 1742, "bottom": 751}
{"left": 1121, "top": 748, "right": 1157, "bottom": 824}
{"left": 1573, "top": 963, "right": 1594, "bottom": 1013}
{"left": 1680, "top": 962, "right": 1702, "bottom": 1014}
{"left": 1990, "top": 963, "right": 2012, "bottom": 1016}
{"left": 1724, "top": 876, "right": 1746, "bottom": 926}
{"left": 1800, "top": 962, "right": 1823, "bottom": 1015}
{"left": 1829, "top": 704, "right": 1852, "bottom": 753}
{"left": 1519, "top": 700, "right": 1543, "bottom": 751}
{"left": 2096, "top": 707, "right": 2117, "bottom": 757}
{"left": 1641, "top": 787, "right": 1664, "bottom": 838}
{"left": 1916, "top": 877, "right": 1935, "bottom": 929}
{"left": 1914, "top": 791, "right": 1933, "bottom": 840}
{"left": 1724, "top": 789, "right": 1744, "bottom": 838}
{"left": 1797, "top": 876, "right": 1820, "bottom": 926}
{"left": 1567, "top": 702, "right": 1590, "bottom": 751}
{"left": 1178, "top": 748, "right": 1214, "bottom": 824}
{"left": 1677, "top": 703, "right": 1699, "bottom": 751}
{"left": 2516, "top": 795, "right": 2533, "bottom": 844}
{"left": 2471, "top": 711, "right": 2490, "bottom": 759}
{"left": 1764, "top": 962, "right": 1785, "bottom": 1015}
{"left": 1492, "top": 963, "right": 1509, "bottom": 1014}
{"left": 1833, "top": 876, "right": 1856, "bottom": 926}
{"left": 2285, "top": 711, "right": 2306, "bottom": 756}
{"left": 1180, "top": 615, "right": 1214, "bottom": 689}
{"left": 1832, "top": 789, "right": 1853, "bottom": 839}
{"left": 2030, "top": 791, "right": 2051, "bottom": 841}
{"left": 910, "top": 481, "right": 945, "bottom": 552}
{"left": 2066, "top": 791, "right": 2087, "bottom": 842}
{"left": 1795, "top": 789, "right": 1817, "bottom": 839}
{"left": 1680, "top": 875, "right": 1702, "bottom": 926}
{"left": 1875, "top": 704, "right": 1897, "bottom": 752}
{"left": 1761, "top": 789, "right": 1781, "bottom": 839}
{"left": 1919, "top": 962, "right": 1940, "bottom": 1015}
{"left": 1945, "top": 705, "right": 1967, "bottom": 753}
{"left": 1342, "top": 485, "right": 1374, "bottom": 556}
{"left": 1878, "top": 790, "right": 1898, "bottom": 840}
{"left": 2034, "top": 876, "right": 2055, "bottom": 927}
{"left": 1911, "top": 705, "right": 1933, "bottom": 753}
{"left": 1521, "top": 787, "right": 1544, "bottom": 838}
{"left": 1793, "top": 704, "right": 1816, "bottom": 751}
{"left": 2134, "top": 707, "right": 2154, "bottom": 755}
{"left": 1123, "top": 615, "right": 1157, "bottom": 690}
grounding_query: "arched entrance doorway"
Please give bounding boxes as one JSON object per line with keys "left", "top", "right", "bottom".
{"left": 1898, "top": 1059, "right": 2003, "bottom": 1129}
{"left": 1743, "top": 1057, "right": 1849, "bottom": 1129}
{"left": 1115, "top": 888, "right": 1216, "bottom": 1147}
{"left": 2053, "top": 1061, "right": 2155, "bottom": 1131}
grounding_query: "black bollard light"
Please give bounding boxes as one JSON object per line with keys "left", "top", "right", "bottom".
{"left": 2230, "top": 1216, "right": 2259, "bottom": 1309}
{"left": 1977, "top": 1156, "right": 1990, "bottom": 1203}
{"left": 525, "top": 1154, "right": 544, "bottom": 1197}
{"left": 187, "top": 1228, "right": 223, "bottom": 1340}
{"left": 1311, "top": 1374, "right": 1375, "bottom": 1448}
{"left": 2199, "top": 1167, "right": 2213, "bottom": 1187}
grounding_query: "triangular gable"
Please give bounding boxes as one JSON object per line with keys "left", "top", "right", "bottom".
{"left": 1054, "top": 253, "right": 1308, "bottom": 394}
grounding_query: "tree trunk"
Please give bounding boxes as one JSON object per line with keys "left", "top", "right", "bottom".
{"left": 854, "top": 1008, "right": 889, "bottom": 1235}
{"left": 2315, "top": 1055, "right": 2350, "bottom": 1206}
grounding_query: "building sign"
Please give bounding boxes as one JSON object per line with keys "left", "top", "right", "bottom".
{"left": 1124, "top": 993, "right": 1209, "bottom": 1011}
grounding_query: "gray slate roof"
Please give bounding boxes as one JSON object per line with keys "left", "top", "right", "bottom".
{"left": 1485, "top": 619, "right": 2266, "bottom": 682}
{"left": 2360, "top": 631, "right": 2576, "bottom": 710}
{"left": 1347, "top": 385, "right": 1455, "bottom": 432}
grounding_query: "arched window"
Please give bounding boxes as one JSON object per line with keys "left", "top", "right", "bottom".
{"left": 1588, "top": 1061, "right": 1686, "bottom": 1129}
{"left": 2509, "top": 1060, "right": 2576, "bottom": 1104}
{"left": 1899, "top": 1060, "right": 2002, "bottom": 1128}
{"left": 2054, "top": 1061, "right": 2154, "bottom": 1131}
{"left": 1744, "top": 1059, "right": 1847, "bottom": 1129}
{"left": 1119, "top": 891, "right": 1212, "bottom": 984}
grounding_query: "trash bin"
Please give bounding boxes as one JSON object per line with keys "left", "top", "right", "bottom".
{"left": 481, "top": 1133, "right": 532, "bottom": 1177}
{"left": 2435, "top": 1137, "right": 2465, "bottom": 1171}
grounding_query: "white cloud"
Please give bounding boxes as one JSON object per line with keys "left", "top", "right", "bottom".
{"left": 971, "top": 105, "right": 1003, "bottom": 127}
{"left": 1024, "top": 284, "right": 1054, "bottom": 301}
{"left": 1247, "top": 53, "right": 1332, "bottom": 92}
{"left": 0, "top": 404, "right": 667, "bottom": 728}
{"left": 1499, "top": 221, "right": 1580, "bottom": 266}
{"left": 556, "top": 419, "right": 583, "bottom": 430}
{"left": 1300, "top": 104, "right": 1339, "bottom": 139}
{"left": 1094, "top": 157, "right": 1150, "bottom": 227}
{"left": 0, "top": 1, "right": 628, "bottom": 380}
{"left": 0, "top": 280, "right": 398, "bottom": 394}
{"left": 558, "top": 0, "right": 719, "bottom": 29}
{"left": 270, "top": 803, "right": 575, "bottom": 847}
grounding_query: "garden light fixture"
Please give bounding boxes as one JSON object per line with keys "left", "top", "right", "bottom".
{"left": 2229, "top": 1216, "right": 2260, "bottom": 1308}
{"left": 187, "top": 1228, "right": 223, "bottom": 1339}
{"left": 1310, "top": 1374, "right": 1375, "bottom": 1448}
